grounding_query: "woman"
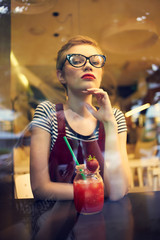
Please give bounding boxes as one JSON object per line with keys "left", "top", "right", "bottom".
{"left": 30, "top": 35, "right": 131, "bottom": 201}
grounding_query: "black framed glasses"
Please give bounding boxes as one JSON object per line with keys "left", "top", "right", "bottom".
{"left": 62, "top": 54, "right": 106, "bottom": 69}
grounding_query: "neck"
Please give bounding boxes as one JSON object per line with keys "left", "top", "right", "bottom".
{"left": 65, "top": 91, "right": 93, "bottom": 117}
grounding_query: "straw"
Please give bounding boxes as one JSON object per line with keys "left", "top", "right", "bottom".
{"left": 63, "top": 136, "right": 80, "bottom": 165}
{"left": 63, "top": 136, "right": 86, "bottom": 179}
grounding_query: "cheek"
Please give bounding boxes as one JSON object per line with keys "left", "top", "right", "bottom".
{"left": 96, "top": 70, "right": 103, "bottom": 87}
{"left": 64, "top": 66, "right": 77, "bottom": 78}
{"left": 63, "top": 68, "right": 80, "bottom": 85}
{"left": 97, "top": 69, "right": 103, "bottom": 80}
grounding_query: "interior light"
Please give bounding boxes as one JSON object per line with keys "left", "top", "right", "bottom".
{"left": 14, "top": 6, "right": 25, "bottom": 13}
{"left": 12, "top": 0, "right": 56, "bottom": 14}
{"left": 136, "top": 17, "right": 142, "bottom": 22}
{"left": 18, "top": 73, "right": 29, "bottom": 88}
{"left": 151, "top": 64, "right": 159, "bottom": 71}
{"left": 0, "top": 5, "right": 8, "bottom": 14}
{"left": 125, "top": 103, "right": 150, "bottom": 117}
{"left": 10, "top": 51, "right": 19, "bottom": 66}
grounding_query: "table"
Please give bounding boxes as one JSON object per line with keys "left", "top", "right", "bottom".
{"left": 0, "top": 192, "right": 160, "bottom": 240}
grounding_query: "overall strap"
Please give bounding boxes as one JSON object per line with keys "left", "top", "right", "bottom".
{"left": 98, "top": 121, "right": 105, "bottom": 141}
{"left": 56, "top": 103, "right": 66, "bottom": 134}
{"left": 95, "top": 106, "right": 105, "bottom": 141}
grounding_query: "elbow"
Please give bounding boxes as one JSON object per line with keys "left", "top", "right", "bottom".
{"left": 31, "top": 185, "right": 50, "bottom": 200}
{"left": 31, "top": 180, "right": 57, "bottom": 200}
{"left": 31, "top": 187, "right": 41, "bottom": 199}
{"left": 109, "top": 191, "right": 127, "bottom": 201}
{"left": 30, "top": 183, "right": 41, "bottom": 199}
{"left": 107, "top": 183, "right": 129, "bottom": 201}
{"left": 30, "top": 179, "right": 46, "bottom": 200}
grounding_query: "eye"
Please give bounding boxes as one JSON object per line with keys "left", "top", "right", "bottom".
{"left": 72, "top": 59, "right": 82, "bottom": 64}
{"left": 71, "top": 56, "right": 84, "bottom": 65}
{"left": 91, "top": 57, "right": 101, "bottom": 65}
{"left": 92, "top": 60, "right": 100, "bottom": 65}
{"left": 91, "top": 56, "right": 104, "bottom": 66}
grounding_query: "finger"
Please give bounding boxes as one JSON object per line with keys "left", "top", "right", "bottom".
{"left": 86, "top": 88, "right": 108, "bottom": 99}
{"left": 86, "top": 88, "right": 105, "bottom": 94}
{"left": 87, "top": 88, "right": 106, "bottom": 92}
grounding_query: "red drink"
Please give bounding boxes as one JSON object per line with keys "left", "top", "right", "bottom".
{"left": 73, "top": 165, "right": 104, "bottom": 214}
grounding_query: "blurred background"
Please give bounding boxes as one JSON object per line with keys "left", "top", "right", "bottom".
{"left": 0, "top": 0, "right": 160, "bottom": 198}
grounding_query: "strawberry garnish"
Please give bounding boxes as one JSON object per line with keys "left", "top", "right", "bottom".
{"left": 86, "top": 155, "right": 99, "bottom": 172}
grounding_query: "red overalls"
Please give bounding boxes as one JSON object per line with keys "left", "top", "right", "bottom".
{"left": 49, "top": 104, "right": 105, "bottom": 183}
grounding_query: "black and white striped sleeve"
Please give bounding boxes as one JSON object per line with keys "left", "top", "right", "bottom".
{"left": 31, "top": 101, "right": 56, "bottom": 134}
{"left": 113, "top": 108, "right": 127, "bottom": 134}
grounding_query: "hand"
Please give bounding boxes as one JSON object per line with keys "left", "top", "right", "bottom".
{"left": 83, "top": 88, "right": 115, "bottom": 123}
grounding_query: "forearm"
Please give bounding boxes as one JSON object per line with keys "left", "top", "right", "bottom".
{"left": 30, "top": 127, "right": 74, "bottom": 201}
{"left": 83, "top": 88, "right": 130, "bottom": 199}
{"left": 103, "top": 120, "right": 130, "bottom": 201}
{"left": 31, "top": 180, "right": 74, "bottom": 201}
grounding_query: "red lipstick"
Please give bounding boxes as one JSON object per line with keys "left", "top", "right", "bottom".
{"left": 81, "top": 74, "right": 95, "bottom": 80}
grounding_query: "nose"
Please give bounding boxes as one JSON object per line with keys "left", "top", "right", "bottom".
{"left": 83, "top": 59, "right": 93, "bottom": 71}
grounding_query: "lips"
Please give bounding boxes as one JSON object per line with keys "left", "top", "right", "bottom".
{"left": 81, "top": 74, "right": 96, "bottom": 80}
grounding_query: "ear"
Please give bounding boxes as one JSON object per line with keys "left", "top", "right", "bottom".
{"left": 56, "top": 70, "right": 66, "bottom": 84}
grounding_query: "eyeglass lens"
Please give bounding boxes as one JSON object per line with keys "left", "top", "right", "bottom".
{"left": 69, "top": 55, "right": 105, "bottom": 68}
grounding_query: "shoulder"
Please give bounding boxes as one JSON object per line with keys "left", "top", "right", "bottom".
{"left": 113, "top": 107, "right": 125, "bottom": 120}
{"left": 35, "top": 100, "right": 56, "bottom": 112}
{"left": 30, "top": 101, "right": 57, "bottom": 132}
{"left": 112, "top": 107, "right": 127, "bottom": 133}
{"left": 34, "top": 101, "right": 56, "bottom": 118}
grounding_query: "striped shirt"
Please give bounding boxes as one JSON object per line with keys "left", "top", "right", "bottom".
{"left": 31, "top": 101, "right": 127, "bottom": 151}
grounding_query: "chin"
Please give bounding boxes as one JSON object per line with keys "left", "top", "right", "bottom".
{"left": 84, "top": 82, "right": 98, "bottom": 89}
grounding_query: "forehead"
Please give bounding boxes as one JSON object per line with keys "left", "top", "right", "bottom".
{"left": 65, "top": 44, "right": 102, "bottom": 56}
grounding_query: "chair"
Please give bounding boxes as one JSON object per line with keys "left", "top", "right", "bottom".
{"left": 14, "top": 173, "right": 33, "bottom": 199}
{"left": 128, "top": 139, "right": 160, "bottom": 189}
{"left": 151, "top": 166, "right": 160, "bottom": 191}
{"left": 13, "top": 146, "right": 33, "bottom": 199}
{"left": 129, "top": 157, "right": 159, "bottom": 188}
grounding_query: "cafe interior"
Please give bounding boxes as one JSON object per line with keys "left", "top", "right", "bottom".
{"left": 0, "top": 1, "right": 160, "bottom": 239}
{"left": 1, "top": 0, "right": 160, "bottom": 198}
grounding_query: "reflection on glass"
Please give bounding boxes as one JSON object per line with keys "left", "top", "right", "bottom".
{"left": 31, "top": 197, "right": 133, "bottom": 240}
{"left": 126, "top": 71, "right": 160, "bottom": 191}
